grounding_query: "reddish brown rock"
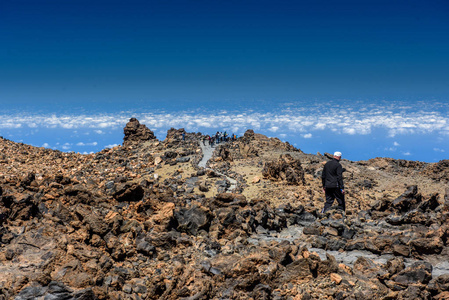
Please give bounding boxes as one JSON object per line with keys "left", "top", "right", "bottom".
{"left": 262, "top": 154, "right": 305, "bottom": 185}
{"left": 123, "top": 117, "right": 156, "bottom": 147}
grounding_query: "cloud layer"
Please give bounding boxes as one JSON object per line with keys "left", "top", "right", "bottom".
{"left": 1, "top": 100, "right": 448, "bottom": 161}
{"left": 1, "top": 102, "right": 448, "bottom": 137}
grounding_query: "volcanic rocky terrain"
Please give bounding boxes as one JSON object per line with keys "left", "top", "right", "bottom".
{"left": 1, "top": 117, "right": 449, "bottom": 299}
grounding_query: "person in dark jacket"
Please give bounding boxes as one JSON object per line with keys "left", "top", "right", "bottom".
{"left": 321, "top": 151, "right": 345, "bottom": 213}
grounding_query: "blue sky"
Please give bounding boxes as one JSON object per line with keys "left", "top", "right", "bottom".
{"left": 1, "top": 1, "right": 448, "bottom": 162}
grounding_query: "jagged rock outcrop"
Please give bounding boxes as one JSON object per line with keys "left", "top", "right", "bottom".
{"left": 422, "top": 159, "right": 449, "bottom": 182}
{"left": 165, "top": 128, "right": 202, "bottom": 143}
{"left": 165, "top": 127, "right": 186, "bottom": 141}
{"left": 123, "top": 117, "right": 156, "bottom": 147}
{"left": 237, "top": 129, "right": 259, "bottom": 158}
{"left": 216, "top": 145, "right": 233, "bottom": 162}
{"left": 262, "top": 154, "right": 305, "bottom": 185}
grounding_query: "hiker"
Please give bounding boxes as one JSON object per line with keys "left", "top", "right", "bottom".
{"left": 321, "top": 151, "right": 345, "bottom": 213}
{"left": 182, "top": 132, "right": 185, "bottom": 141}
{"left": 215, "top": 132, "right": 220, "bottom": 144}
{"left": 202, "top": 135, "right": 207, "bottom": 146}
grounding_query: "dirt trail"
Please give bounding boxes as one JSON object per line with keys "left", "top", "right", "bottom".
{"left": 198, "top": 142, "right": 237, "bottom": 192}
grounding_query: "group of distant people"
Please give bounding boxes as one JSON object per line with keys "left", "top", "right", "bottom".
{"left": 202, "top": 131, "right": 237, "bottom": 146}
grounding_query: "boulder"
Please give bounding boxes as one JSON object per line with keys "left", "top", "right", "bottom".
{"left": 428, "top": 274, "right": 449, "bottom": 294}
{"left": 392, "top": 185, "right": 421, "bottom": 212}
{"left": 410, "top": 236, "right": 444, "bottom": 255}
{"left": 390, "top": 261, "right": 433, "bottom": 288}
{"left": 317, "top": 253, "right": 339, "bottom": 275}
{"left": 280, "top": 258, "right": 314, "bottom": 281}
{"left": 20, "top": 172, "right": 35, "bottom": 187}
{"left": 176, "top": 157, "right": 190, "bottom": 163}
{"left": 239, "top": 143, "right": 259, "bottom": 158}
{"left": 217, "top": 146, "right": 233, "bottom": 162}
{"left": 353, "top": 257, "right": 384, "bottom": 279}
{"left": 214, "top": 193, "right": 247, "bottom": 206}
{"left": 262, "top": 154, "right": 305, "bottom": 185}
{"left": 174, "top": 205, "right": 212, "bottom": 235}
{"left": 384, "top": 257, "right": 405, "bottom": 278}
{"left": 113, "top": 183, "right": 145, "bottom": 202}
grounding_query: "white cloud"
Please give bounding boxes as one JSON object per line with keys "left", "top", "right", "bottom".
{"left": 0, "top": 122, "right": 22, "bottom": 129}
{"left": 403, "top": 152, "right": 411, "bottom": 156}
{"left": 302, "top": 133, "right": 312, "bottom": 138}
{"left": 105, "top": 144, "right": 119, "bottom": 149}
{"left": 98, "top": 122, "right": 114, "bottom": 128}
{"left": 77, "top": 142, "right": 98, "bottom": 146}
{"left": 394, "top": 142, "right": 400, "bottom": 146}
{"left": 434, "top": 148, "right": 445, "bottom": 153}
{"left": 42, "top": 143, "right": 50, "bottom": 148}
{"left": 343, "top": 128, "right": 356, "bottom": 135}
{"left": 314, "top": 123, "right": 326, "bottom": 130}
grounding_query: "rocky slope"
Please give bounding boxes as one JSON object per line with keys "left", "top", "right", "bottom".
{"left": 0, "top": 118, "right": 449, "bottom": 299}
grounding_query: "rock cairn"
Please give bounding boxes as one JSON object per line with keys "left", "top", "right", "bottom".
{"left": 123, "top": 117, "right": 156, "bottom": 147}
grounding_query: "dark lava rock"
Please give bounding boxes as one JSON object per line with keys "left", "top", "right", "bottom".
{"left": 303, "top": 223, "right": 321, "bottom": 236}
{"left": 217, "top": 146, "right": 233, "bottom": 162}
{"left": 392, "top": 185, "right": 421, "bottom": 212}
{"left": 389, "top": 261, "right": 433, "bottom": 288}
{"left": 174, "top": 205, "right": 211, "bottom": 235}
{"left": 294, "top": 211, "right": 317, "bottom": 226}
{"left": 410, "top": 236, "right": 444, "bottom": 255}
{"left": 113, "top": 183, "right": 145, "bottom": 202}
{"left": 15, "top": 281, "right": 95, "bottom": 300}
{"left": 164, "top": 151, "right": 178, "bottom": 159}
{"left": 20, "top": 172, "right": 35, "bottom": 187}
{"left": 176, "top": 156, "right": 190, "bottom": 163}
{"left": 428, "top": 274, "right": 449, "bottom": 294}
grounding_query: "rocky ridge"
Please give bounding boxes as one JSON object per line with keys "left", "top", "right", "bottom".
{"left": 0, "top": 118, "right": 448, "bottom": 299}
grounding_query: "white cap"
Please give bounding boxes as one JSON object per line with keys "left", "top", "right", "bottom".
{"left": 334, "top": 151, "right": 342, "bottom": 157}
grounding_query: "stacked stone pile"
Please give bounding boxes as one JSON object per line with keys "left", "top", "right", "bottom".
{"left": 123, "top": 118, "right": 156, "bottom": 147}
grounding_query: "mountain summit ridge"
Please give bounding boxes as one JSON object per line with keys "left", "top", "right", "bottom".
{"left": 0, "top": 118, "right": 448, "bottom": 299}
